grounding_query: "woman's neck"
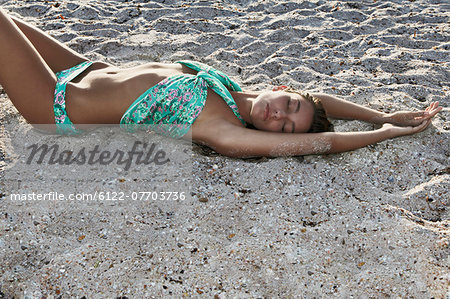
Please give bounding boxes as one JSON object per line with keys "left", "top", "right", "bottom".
{"left": 230, "top": 91, "right": 259, "bottom": 125}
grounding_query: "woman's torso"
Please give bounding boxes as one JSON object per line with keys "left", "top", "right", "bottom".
{"left": 64, "top": 61, "right": 244, "bottom": 139}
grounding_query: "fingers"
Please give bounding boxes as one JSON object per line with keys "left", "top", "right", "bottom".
{"left": 425, "top": 103, "right": 435, "bottom": 113}
{"left": 427, "top": 101, "right": 440, "bottom": 112}
{"left": 431, "top": 102, "right": 442, "bottom": 113}
{"left": 428, "top": 107, "right": 442, "bottom": 118}
{"left": 413, "top": 102, "right": 441, "bottom": 131}
{"left": 413, "top": 119, "right": 432, "bottom": 133}
{"left": 418, "top": 102, "right": 442, "bottom": 120}
{"left": 425, "top": 102, "right": 442, "bottom": 117}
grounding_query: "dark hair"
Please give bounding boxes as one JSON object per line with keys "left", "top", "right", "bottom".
{"left": 285, "top": 89, "right": 333, "bottom": 133}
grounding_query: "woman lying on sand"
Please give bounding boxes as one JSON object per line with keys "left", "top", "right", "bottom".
{"left": 0, "top": 9, "right": 442, "bottom": 157}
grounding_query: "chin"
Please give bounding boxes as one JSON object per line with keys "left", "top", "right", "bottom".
{"left": 252, "top": 121, "right": 268, "bottom": 131}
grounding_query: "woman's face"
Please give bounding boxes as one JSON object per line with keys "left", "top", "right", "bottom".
{"left": 250, "top": 91, "right": 314, "bottom": 133}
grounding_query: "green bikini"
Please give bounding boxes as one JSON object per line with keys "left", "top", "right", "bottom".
{"left": 53, "top": 60, "right": 246, "bottom": 138}
{"left": 53, "top": 60, "right": 93, "bottom": 135}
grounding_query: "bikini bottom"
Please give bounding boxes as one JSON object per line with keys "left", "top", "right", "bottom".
{"left": 53, "top": 60, "right": 92, "bottom": 135}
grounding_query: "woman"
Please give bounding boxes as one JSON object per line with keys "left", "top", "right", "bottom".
{"left": 0, "top": 9, "right": 442, "bottom": 158}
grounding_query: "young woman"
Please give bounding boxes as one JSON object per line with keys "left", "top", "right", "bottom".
{"left": 0, "top": 9, "right": 442, "bottom": 158}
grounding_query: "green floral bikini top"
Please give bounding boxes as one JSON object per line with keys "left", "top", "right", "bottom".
{"left": 119, "top": 60, "right": 246, "bottom": 138}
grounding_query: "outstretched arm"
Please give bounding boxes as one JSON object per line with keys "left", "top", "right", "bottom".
{"left": 312, "top": 93, "right": 442, "bottom": 126}
{"left": 196, "top": 118, "right": 432, "bottom": 158}
{"left": 273, "top": 86, "right": 442, "bottom": 127}
{"left": 311, "top": 92, "right": 386, "bottom": 123}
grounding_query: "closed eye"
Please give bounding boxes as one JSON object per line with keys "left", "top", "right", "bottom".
{"left": 287, "top": 97, "right": 300, "bottom": 113}
{"left": 281, "top": 98, "right": 290, "bottom": 132}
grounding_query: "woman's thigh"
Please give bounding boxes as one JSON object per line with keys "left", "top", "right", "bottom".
{"left": 0, "top": 8, "right": 56, "bottom": 124}
{"left": 10, "top": 15, "right": 88, "bottom": 73}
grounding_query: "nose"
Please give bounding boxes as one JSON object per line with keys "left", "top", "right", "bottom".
{"left": 271, "top": 109, "right": 286, "bottom": 120}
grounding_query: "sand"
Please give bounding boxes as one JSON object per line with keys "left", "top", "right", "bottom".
{"left": 0, "top": 0, "right": 449, "bottom": 297}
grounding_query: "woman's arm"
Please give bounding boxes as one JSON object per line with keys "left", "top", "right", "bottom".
{"left": 196, "top": 119, "right": 432, "bottom": 158}
{"left": 272, "top": 86, "right": 387, "bottom": 123}
{"left": 311, "top": 93, "right": 387, "bottom": 123}
{"left": 273, "top": 86, "right": 442, "bottom": 126}
{"left": 312, "top": 93, "right": 442, "bottom": 127}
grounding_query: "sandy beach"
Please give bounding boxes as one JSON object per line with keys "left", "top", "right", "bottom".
{"left": 0, "top": 0, "right": 449, "bottom": 297}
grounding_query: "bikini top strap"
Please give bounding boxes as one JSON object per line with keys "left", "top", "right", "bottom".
{"left": 196, "top": 71, "right": 246, "bottom": 126}
{"left": 176, "top": 60, "right": 242, "bottom": 92}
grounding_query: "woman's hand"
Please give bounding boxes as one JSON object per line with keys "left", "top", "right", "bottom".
{"left": 381, "top": 119, "right": 432, "bottom": 138}
{"left": 386, "top": 102, "right": 442, "bottom": 127}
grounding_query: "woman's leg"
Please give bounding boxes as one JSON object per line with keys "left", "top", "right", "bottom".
{"left": 0, "top": 8, "right": 56, "bottom": 124}
{"left": 10, "top": 15, "right": 88, "bottom": 73}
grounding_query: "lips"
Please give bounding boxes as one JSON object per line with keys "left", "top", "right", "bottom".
{"left": 263, "top": 104, "right": 269, "bottom": 121}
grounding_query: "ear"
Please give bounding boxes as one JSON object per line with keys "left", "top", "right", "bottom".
{"left": 272, "top": 85, "right": 288, "bottom": 91}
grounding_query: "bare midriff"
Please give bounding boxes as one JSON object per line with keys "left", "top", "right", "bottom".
{"left": 64, "top": 62, "right": 198, "bottom": 124}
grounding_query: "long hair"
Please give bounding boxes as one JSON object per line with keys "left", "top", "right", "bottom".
{"left": 285, "top": 89, "right": 333, "bottom": 133}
